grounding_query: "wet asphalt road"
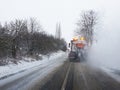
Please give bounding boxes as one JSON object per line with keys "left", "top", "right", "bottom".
{"left": 40, "top": 62, "right": 120, "bottom": 90}
{"left": 71, "top": 62, "right": 120, "bottom": 90}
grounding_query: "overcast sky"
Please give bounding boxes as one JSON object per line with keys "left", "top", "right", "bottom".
{"left": 0, "top": 0, "right": 120, "bottom": 42}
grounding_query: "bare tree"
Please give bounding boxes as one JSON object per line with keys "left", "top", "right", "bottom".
{"left": 0, "top": 18, "right": 67, "bottom": 65}
{"left": 29, "top": 18, "right": 42, "bottom": 33}
{"left": 28, "top": 18, "right": 42, "bottom": 55}
{"left": 76, "top": 10, "right": 97, "bottom": 46}
{"left": 10, "top": 19, "right": 28, "bottom": 59}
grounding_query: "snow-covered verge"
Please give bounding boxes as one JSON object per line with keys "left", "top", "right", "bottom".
{"left": 100, "top": 66, "right": 120, "bottom": 82}
{"left": 0, "top": 51, "right": 67, "bottom": 80}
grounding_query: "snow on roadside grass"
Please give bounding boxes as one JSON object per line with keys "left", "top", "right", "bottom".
{"left": 0, "top": 51, "right": 67, "bottom": 79}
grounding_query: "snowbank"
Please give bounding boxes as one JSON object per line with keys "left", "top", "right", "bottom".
{"left": 0, "top": 51, "right": 67, "bottom": 79}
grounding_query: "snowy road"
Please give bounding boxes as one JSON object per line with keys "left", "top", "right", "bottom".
{"left": 0, "top": 52, "right": 67, "bottom": 90}
{"left": 1, "top": 53, "right": 120, "bottom": 90}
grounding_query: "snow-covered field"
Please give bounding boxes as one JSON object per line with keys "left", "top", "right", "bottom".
{"left": 0, "top": 51, "right": 67, "bottom": 80}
